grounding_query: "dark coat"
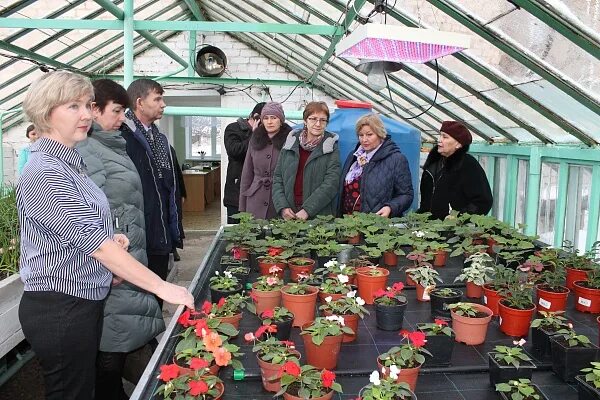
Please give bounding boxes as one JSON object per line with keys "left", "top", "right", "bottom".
{"left": 418, "top": 146, "right": 493, "bottom": 219}
{"left": 239, "top": 123, "right": 292, "bottom": 220}
{"left": 339, "top": 137, "right": 413, "bottom": 217}
{"left": 223, "top": 118, "right": 252, "bottom": 208}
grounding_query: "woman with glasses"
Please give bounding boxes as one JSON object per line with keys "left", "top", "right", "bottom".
{"left": 239, "top": 102, "right": 292, "bottom": 219}
{"left": 339, "top": 113, "right": 413, "bottom": 217}
{"left": 272, "top": 101, "right": 341, "bottom": 220}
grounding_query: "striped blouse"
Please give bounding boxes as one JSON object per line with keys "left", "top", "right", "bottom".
{"left": 17, "top": 137, "right": 113, "bottom": 300}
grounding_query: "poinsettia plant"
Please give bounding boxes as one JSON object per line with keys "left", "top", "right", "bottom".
{"left": 319, "top": 290, "right": 369, "bottom": 318}
{"left": 259, "top": 307, "right": 294, "bottom": 325}
{"left": 359, "top": 370, "right": 413, "bottom": 400}
{"left": 378, "top": 330, "right": 431, "bottom": 368}
{"left": 300, "top": 316, "right": 354, "bottom": 345}
{"left": 374, "top": 282, "right": 407, "bottom": 306}
{"left": 155, "top": 364, "right": 223, "bottom": 400}
{"left": 275, "top": 363, "right": 342, "bottom": 399}
{"left": 418, "top": 318, "right": 454, "bottom": 337}
{"left": 245, "top": 325, "right": 298, "bottom": 364}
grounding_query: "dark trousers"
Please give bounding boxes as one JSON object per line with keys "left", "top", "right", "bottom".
{"left": 95, "top": 352, "right": 129, "bottom": 400}
{"left": 226, "top": 206, "right": 239, "bottom": 224}
{"left": 19, "top": 291, "right": 103, "bottom": 400}
{"left": 147, "top": 253, "right": 170, "bottom": 308}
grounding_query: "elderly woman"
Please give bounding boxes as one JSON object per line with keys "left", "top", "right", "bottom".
{"left": 272, "top": 101, "right": 340, "bottom": 220}
{"left": 418, "top": 120, "right": 492, "bottom": 219}
{"left": 75, "top": 79, "right": 164, "bottom": 400}
{"left": 339, "top": 113, "right": 413, "bottom": 217}
{"left": 18, "top": 71, "right": 193, "bottom": 400}
{"left": 239, "top": 102, "right": 292, "bottom": 219}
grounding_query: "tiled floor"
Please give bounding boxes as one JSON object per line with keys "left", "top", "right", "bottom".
{"left": 183, "top": 199, "right": 222, "bottom": 231}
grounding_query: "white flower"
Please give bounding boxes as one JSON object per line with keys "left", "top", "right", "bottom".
{"left": 389, "top": 365, "right": 401, "bottom": 380}
{"left": 325, "top": 296, "right": 333, "bottom": 303}
{"left": 338, "top": 263, "right": 346, "bottom": 271}
{"left": 325, "top": 315, "right": 345, "bottom": 326}
{"left": 356, "top": 297, "right": 366, "bottom": 306}
{"left": 412, "top": 230, "right": 425, "bottom": 238}
{"left": 338, "top": 274, "right": 349, "bottom": 284}
{"left": 369, "top": 371, "right": 381, "bottom": 386}
{"left": 346, "top": 290, "right": 356, "bottom": 298}
{"left": 567, "top": 322, "right": 573, "bottom": 329}
{"left": 224, "top": 271, "right": 233, "bottom": 278}
{"left": 214, "top": 271, "right": 220, "bottom": 276}
{"left": 324, "top": 259, "right": 338, "bottom": 268}
{"left": 513, "top": 338, "right": 526, "bottom": 347}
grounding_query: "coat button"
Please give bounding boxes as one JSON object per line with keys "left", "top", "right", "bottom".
{"left": 266, "top": 154, "right": 271, "bottom": 159}
{"left": 263, "top": 202, "right": 268, "bottom": 206}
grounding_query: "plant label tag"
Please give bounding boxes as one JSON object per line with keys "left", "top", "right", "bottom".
{"left": 577, "top": 297, "right": 592, "bottom": 307}
{"left": 483, "top": 295, "right": 488, "bottom": 304}
{"left": 423, "top": 285, "right": 433, "bottom": 301}
{"left": 538, "top": 298, "right": 551, "bottom": 309}
{"left": 499, "top": 316, "right": 503, "bottom": 326}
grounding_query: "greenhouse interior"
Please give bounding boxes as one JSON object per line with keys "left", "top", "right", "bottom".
{"left": 0, "top": 0, "right": 599, "bottom": 400}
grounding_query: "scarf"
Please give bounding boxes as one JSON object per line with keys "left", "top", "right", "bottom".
{"left": 126, "top": 109, "right": 171, "bottom": 178}
{"left": 344, "top": 143, "right": 382, "bottom": 184}
{"left": 298, "top": 127, "right": 323, "bottom": 152}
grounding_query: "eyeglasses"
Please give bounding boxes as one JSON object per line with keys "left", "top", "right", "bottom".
{"left": 307, "top": 117, "right": 328, "bottom": 125}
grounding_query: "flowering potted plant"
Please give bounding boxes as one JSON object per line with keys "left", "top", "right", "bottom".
{"left": 356, "top": 265, "right": 390, "bottom": 304}
{"left": 259, "top": 307, "right": 294, "bottom": 341}
{"left": 373, "top": 282, "right": 407, "bottom": 331}
{"left": 288, "top": 257, "right": 316, "bottom": 282}
{"left": 549, "top": 328, "right": 599, "bottom": 383}
{"left": 377, "top": 330, "right": 431, "bottom": 392}
{"left": 282, "top": 282, "right": 319, "bottom": 327}
{"left": 317, "top": 258, "right": 357, "bottom": 285}
{"left": 155, "top": 364, "right": 224, "bottom": 400}
{"left": 359, "top": 371, "right": 415, "bottom": 400}
{"left": 201, "top": 295, "right": 250, "bottom": 330}
{"left": 319, "top": 290, "right": 368, "bottom": 342}
{"left": 300, "top": 316, "right": 353, "bottom": 369}
{"left": 429, "top": 287, "right": 462, "bottom": 319}
{"left": 251, "top": 275, "right": 284, "bottom": 315}
{"left": 488, "top": 339, "right": 536, "bottom": 386}
{"left": 454, "top": 252, "right": 494, "bottom": 298}
{"left": 224, "top": 264, "right": 251, "bottom": 287}
{"left": 275, "top": 362, "right": 342, "bottom": 400}
{"left": 495, "top": 378, "right": 548, "bottom": 400}
{"left": 318, "top": 274, "right": 353, "bottom": 303}
{"left": 530, "top": 311, "right": 570, "bottom": 358}
{"left": 209, "top": 270, "right": 242, "bottom": 303}
{"left": 404, "top": 264, "right": 441, "bottom": 302}
{"left": 417, "top": 319, "right": 455, "bottom": 366}
{"left": 575, "top": 361, "right": 600, "bottom": 400}
{"left": 448, "top": 302, "right": 493, "bottom": 345}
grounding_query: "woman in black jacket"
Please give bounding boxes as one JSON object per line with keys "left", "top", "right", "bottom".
{"left": 418, "top": 121, "right": 493, "bottom": 219}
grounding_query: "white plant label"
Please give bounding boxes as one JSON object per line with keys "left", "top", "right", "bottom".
{"left": 538, "top": 298, "right": 551, "bottom": 309}
{"left": 423, "top": 285, "right": 433, "bottom": 301}
{"left": 499, "top": 316, "right": 503, "bottom": 325}
{"left": 577, "top": 297, "right": 592, "bottom": 307}
{"left": 483, "top": 295, "right": 488, "bottom": 304}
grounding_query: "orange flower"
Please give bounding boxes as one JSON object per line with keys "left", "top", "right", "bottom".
{"left": 203, "top": 331, "right": 222, "bottom": 352}
{"left": 213, "top": 347, "right": 232, "bottom": 366}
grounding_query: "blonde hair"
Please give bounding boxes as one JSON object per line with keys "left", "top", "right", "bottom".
{"left": 355, "top": 113, "right": 387, "bottom": 139}
{"left": 22, "top": 71, "right": 94, "bottom": 134}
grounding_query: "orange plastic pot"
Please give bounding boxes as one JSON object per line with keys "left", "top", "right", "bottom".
{"left": 232, "top": 246, "right": 249, "bottom": 260}
{"left": 215, "top": 312, "right": 242, "bottom": 330}
{"left": 572, "top": 281, "right": 600, "bottom": 313}
{"left": 318, "top": 291, "right": 345, "bottom": 304}
{"left": 258, "top": 258, "right": 286, "bottom": 278}
{"left": 173, "top": 356, "right": 220, "bottom": 377}
{"left": 283, "top": 390, "right": 334, "bottom": 400}
{"left": 451, "top": 303, "right": 492, "bottom": 345}
{"left": 322, "top": 310, "right": 359, "bottom": 343}
{"left": 406, "top": 274, "right": 416, "bottom": 287}
{"left": 383, "top": 251, "right": 398, "bottom": 267}
{"left": 487, "top": 238, "right": 497, "bottom": 255}
{"left": 415, "top": 283, "right": 432, "bottom": 302}
{"left": 482, "top": 284, "right": 504, "bottom": 316}
{"left": 432, "top": 250, "right": 448, "bottom": 267}
{"left": 288, "top": 257, "right": 315, "bottom": 282}
{"left": 498, "top": 300, "right": 535, "bottom": 337}
{"left": 356, "top": 267, "right": 390, "bottom": 305}
{"left": 301, "top": 324, "right": 343, "bottom": 369}
{"left": 465, "top": 281, "right": 483, "bottom": 299}
{"left": 256, "top": 350, "right": 300, "bottom": 392}
{"left": 565, "top": 267, "right": 591, "bottom": 290}
{"left": 535, "top": 284, "right": 569, "bottom": 313}
{"left": 251, "top": 284, "right": 282, "bottom": 315}
{"left": 281, "top": 285, "right": 319, "bottom": 327}
{"left": 377, "top": 358, "right": 421, "bottom": 392}
{"left": 346, "top": 234, "right": 361, "bottom": 244}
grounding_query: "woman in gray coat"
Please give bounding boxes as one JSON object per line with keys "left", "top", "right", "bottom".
{"left": 239, "top": 102, "right": 292, "bottom": 220}
{"left": 76, "top": 79, "right": 164, "bottom": 400}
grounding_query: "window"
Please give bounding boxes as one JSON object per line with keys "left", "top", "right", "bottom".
{"left": 492, "top": 157, "right": 507, "bottom": 220}
{"left": 514, "top": 159, "right": 528, "bottom": 230}
{"left": 564, "top": 165, "right": 592, "bottom": 253}
{"left": 185, "top": 116, "right": 222, "bottom": 160}
{"left": 537, "top": 162, "right": 559, "bottom": 246}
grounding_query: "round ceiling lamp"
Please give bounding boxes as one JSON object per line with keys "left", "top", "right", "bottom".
{"left": 195, "top": 45, "right": 227, "bottom": 77}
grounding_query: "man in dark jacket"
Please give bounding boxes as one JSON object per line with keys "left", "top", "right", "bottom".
{"left": 418, "top": 120, "right": 493, "bottom": 219}
{"left": 120, "top": 79, "right": 183, "bottom": 286}
{"left": 223, "top": 102, "right": 265, "bottom": 224}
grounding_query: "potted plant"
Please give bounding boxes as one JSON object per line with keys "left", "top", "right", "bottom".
{"left": 257, "top": 254, "right": 287, "bottom": 278}
{"left": 488, "top": 340, "right": 536, "bottom": 386}
{"left": 495, "top": 378, "right": 548, "bottom": 400}
{"left": 448, "top": 302, "right": 493, "bottom": 345}
{"left": 483, "top": 265, "right": 516, "bottom": 316}
{"left": 251, "top": 275, "right": 284, "bottom": 315}
{"left": 319, "top": 290, "right": 368, "bottom": 342}
{"left": 429, "top": 288, "right": 462, "bottom": 319}
{"left": 404, "top": 264, "right": 441, "bottom": 302}
{"left": 374, "top": 282, "right": 408, "bottom": 331}
{"left": 275, "top": 362, "right": 342, "bottom": 400}
{"left": 573, "top": 268, "right": 600, "bottom": 314}
{"left": 356, "top": 265, "right": 390, "bottom": 304}
{"left": 201, "top": 295, "right": 250, "bottom": 330}
{"left": 359, "top": 371, "right": 416, "bottom": 400}
{"left": 155, "top": 364, "right": 224, "bottom": 400}
{"left": 377, "top": 330, "right": 431, "bottom": 392}
{"left": 535, "top": 262, "right": 569, "bottom": 313}
{"left": 454, "top": 252, "right": 494, "bottom": 299}
{"left": 209, "top": 271, "right": 243, "bottom": 303}
{"left": 550, "top": 328, "right": 600, "bottom": 383}
{"left": 220, "top": 255, "right": 242, "bottom": 272}
{"left": 300, "top": 316, "right": 353, "bottom": 369}
{"left": 259, "top": 307, "right": 294, "bottom": 341}
{"left": 498, "top": 282, "right": 536, "bottom": 338}
{"left": 288, "top": 257, "right": 316, "bottom": 282}
{"left": 530, "top": 311, "right": 570, "bottom": 359}
{"left": 427, "top": 241, "right": 450, "bottom": 267}
{"left": 335, "top": 213, "right": 364, "bottom": 244}
{"left": 224, "top": 264, "right": 250, "bottom": 288}
{"left": 575, "top": 361, "right": 600, "bottom": 400}
{"left": 417, "top": 319, "right": 455, "bottom": 367}
{"left": 561, "top": 240, "right": 596, "bottom": 290}
{"left": 282, "top": 282, "right": 320, "bottom": 327}
{"left": 318, "top": 274, "right": 353, "bottom": 303}
{"left": 317, "top": 258, "right": 357, "bottom": 285}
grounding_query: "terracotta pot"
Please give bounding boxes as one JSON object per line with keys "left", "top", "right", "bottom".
{"left": 256, "top": 350, "right": 301, "bottom": 393}
{"left": 258, "top": 258, "right": 286, "bottom": 278}
{"left": 252, "top": 284, "right": 282, "bottom": 315}
{"left": 301, "top": 323, "right": 343, "bottom": 369}
{"left": 232, "top": 246, "right": 249, "bottom": 260}
{"left": 415, "top": 283, "right": 433, "bottom": 302}
{"left": 347, "top": 234, "right": 361, "bottom": 244}
{"left": 498, "top": 300, "right": 536, "bottom": 337}
{"left": 172, "top": 356, "right": 220, "bottom": 377}
{"left": 281, "top": 285, "right": 319, "bottom": 327}
{"left": 283, "top": 389, "right": 334, "bottom": 400}
{"left": 318, "top": 291, "right": 345, "bottom": 303}
{"left": 215, "top": 312, "right": 242, "bottom": 330}
{"left": 377, "top": 358, "right": 421, "bottom": 392}
{"left": 482, "top": 284, "right": 504, "bottom": 316}
{"left": 565, "top": 267, "right": 591, "bottom": 290}
{"left": 572, "top": 281, "right": 600, "bottom": 313}
{"left": 383, "top": 251, "right": 398, "bottom": 267}
{"left": 405, "top": 274, "right": 416, "bottom": 287}
{"left": 213, "top": 382, "right": 225, "bottom": 400}
{"left": 465, "top": 281, "right": 483, "bottom": 299}
{"left": 451, "top": 303, "right": 493, "bottom": 345}
{"left": 432, "top": 250, "right": 448, "bottom": 267}
{"left": 322, "top": 310, "right": 359, "bottom": 342}
{"left": 487, "top": 238, "right": 497, "bottom": 255}
{"left": 356, "top": 267, "right": 390, "bottom": 304}
{"left": 535, "top": 284, "right": 570, "bottom": 313}
{"left": 288, "top": 257, "right": 315, "bottom": 282}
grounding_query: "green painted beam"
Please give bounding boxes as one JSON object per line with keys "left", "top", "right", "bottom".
{"left": 132, "top": 20, "right": 340, "bottom": 35}
{"left": 163, "top": 106, "right": 302, "bottom": 119}
{"left": 92, "top": 0, "right": 125, "bottom": 19}
{"left": 308, "top": 0, "right": 368, "bottom": 83}
{"left": 524, "top": 147, "right": 541, "bottom": 236}
{"left": 0, "top": 18, "right": 123, "bottom": 30}
{"left": 554, "top": 162, "right": 568, "bottom": 248}
{"left": 188, "top": 30, "right": 196, "bottom": 77}
{"left": 504, "top": 155, "right": 518, "bottom": 226}
{"left": 95, "top": 75, "right": 308, "bottom": 87}
{"left": 427, "top": 0, "right": 600, "bottom": 119}
{"left": 0, "top": 40, "right": 91, "bottom": 76}
{"left": 182, "top": 0, "right": 205, "bottom": 21}
{"left": 123, "top": 0, "right": 134, "bottom": 87}
{"left": 585, "top": 165, "right": 600, "bottom": 250}
{"left": 508, "top": 0, "right": 600, "bottom": 62}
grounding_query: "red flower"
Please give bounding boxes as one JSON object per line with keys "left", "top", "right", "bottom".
{"left": 177, "top": 309, "right": 192, "bottom": 327}
{"left": 268, "top": 247, "right": 283, "bottom": 256}
{"left": 194, "top": 319, "right": 211, "bottom": 338}
{"left": 261, "top": 309, "right": 274, "bottom": 319}
{"left": 232, "top": 247, "right": 241, "bottom": 260}
{"left": 434, "top": 318, "right": 448, "bottom": 326}
{"left": 374, "top": 288, "right": 386, "bottom": 298}
{"left": 266, "top": 324, "right": 278, "bottom": 333}
{"left": 189, "top": 357, "right": 210, "bottom": 370}
{"left": 217, "top": 297, "right": 226, "bottom": 308}
{"left": 386, "top": 292, "right": 395, "bottom": 299}
{"left": 399, "top": 329, "right": 410, "bottom": 338}
{"left": 201, "top": 301, "right": 212, "bottom": 315}
{"left": 408, "top": 331, "right": 427, "bottom": 347}
{"left": 158, "top": 364, "right": 179, "bottom": 382}
{"left": 255, "top": 325, "right": 269, "bottom": 338}
{"left": 392, "top": 282, "right": 404, "bottom": 292}
{"left": 188, "top": 379, "right": 209, "bottom": 395}
{"left": 281, "top": 340, "right": 295, "bottom": 347}
{"left": 321, "top": 370, "right": 336, "bottom": 388}
{"left": 280, "top": 361, "right": 301, "bottom": 377}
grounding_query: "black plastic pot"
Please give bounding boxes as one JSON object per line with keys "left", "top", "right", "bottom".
{"left": 488, "top": 352, "right": 536, "bottom": 386}
{"left": 210, "top": 285, "right": 243, "bottom": 304}
{"left": 359, "top": 385, "right": 417, "bottom": 400}
{"left": 272, "top": 316, "right": 293, "bottom": 341}
{"left": 220, "top": 256, "right": 242, "bottom": 272}
{"left": 497, "top": 384, "right": 548, "bottom": 400}
{"left": 575, "top": 375, "right": 600, "bottom": 400}
{"left": 550, "top": 336, "right": 600, "bottom": 383}
{"left": 430, "top": 289, "right": 463, "bottom": 319}
{"left": 225, "top": 265, "right": 250, "bottom": 288}
{"left": 530, "top": 326, "right": 558, "bottom": 359}
{"left": 417, "top": 325, "right": 455, "bottom": 367}
{"left": 375, "top": 301, "right": 407, "bottom": 331}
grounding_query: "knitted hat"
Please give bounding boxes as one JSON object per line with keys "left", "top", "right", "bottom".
{"left": 261, "top": 102, "right": 285, "bottom": 123}
{"left": 441, "top": 121, "right": 472, "bottom": 146}
{"left": 249, "top": 102, "right": 266, "bottom": 119}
